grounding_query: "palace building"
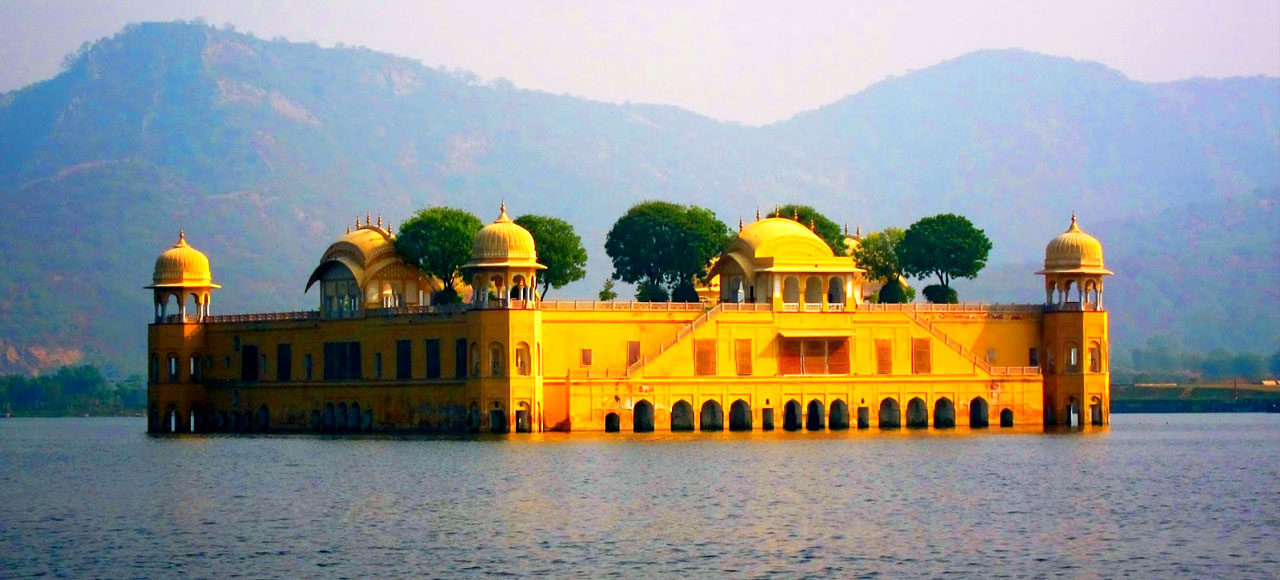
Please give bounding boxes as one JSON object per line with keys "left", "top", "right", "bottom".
{"left": 146, "top": 207, "right": 1112, "bottom": 434}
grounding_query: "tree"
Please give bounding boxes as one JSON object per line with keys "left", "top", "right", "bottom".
{"left": 394, "top": 207, "right": 483, "bottom": 304}
{"left": 598, "top": 279, "right": 618, "bottom": 301}
{"left": 853, "top": 227, "right": 914, "bottom": 303}
{"left": 898, "top": 213, "right": 992, "bottom": 302}
{"left": 604, "top": 201, "right": 730, "bottom": 301}
{"left": 778, "top": 204, "right": 847, "bottom": 254}
{"left": 514, "top": 214, "right": 588, "bottom": 298}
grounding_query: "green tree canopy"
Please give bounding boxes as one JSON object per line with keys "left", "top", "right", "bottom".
{"left": 855, "top": 228, "right": 914, "bottom": 304}
{"left": 605, "top": 201, "right": 730, "bottom": 301}
{"left": 598, "top": 279, "right": 618, "bottom": 301}
{"left": 778, "top": 204, "right": 847, "bottom": 254}
{"left": 514, "top": 214, "right": 588, "bottom": 298}
{"left": 898, "top": 213, "right": 992, "bottom": 300}
{"left": 394, "top": 207, "right": 483, "bottom": 304}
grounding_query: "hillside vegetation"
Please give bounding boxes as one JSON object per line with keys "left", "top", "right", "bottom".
{"left": 1, "top": 21, "right": 1276, "bottom": 374}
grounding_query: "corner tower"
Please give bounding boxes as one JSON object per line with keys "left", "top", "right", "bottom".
{"left": 1037, "top": 214, "right": 1113, "bottom": 426}
{"left": 145, "top": 231, "right": 218, "bottom": 433}
{"left": 461, "top": 204, "right": 547, "bottom": 432}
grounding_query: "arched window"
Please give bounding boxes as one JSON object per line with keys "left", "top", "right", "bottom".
{"left": 515, "top": 342, "right": 531, "bottom": 376}
{"left": 149, "top": 353, "right": 159, "bottom": 383}
{"left": 489, "top": 342, "right": 504, "bottom": 376}
{"left": 783, "top": 276, "right": 800, "bottom": 303}
{"left": 1088, "top": 341, "right": 1103, "bottom": 373}
{"left": 804, "top": 276, "right": 823, "bottom": 304}
{"left": 827, "top": 277, "right": 845, "bottom": 305}
{"left": 1066, "top": 342, "right": 1080, "bottom": 373}
{"left": 189, "top": 354, "right": 202, "bottom": 381}
{"left": 167, "top": 353, "right": 179, "bottom": 382}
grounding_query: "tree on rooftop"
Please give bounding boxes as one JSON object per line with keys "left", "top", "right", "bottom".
{"left": 513, "top": 214, "right": 588, "bottom": 299}
{"left": 605, "top": 201, "right": 730, "bottom": 302}
{"left": 898, "top": 213, "right": 992, "bottom": 303}
{"left": 394, "top": 207, "right": 482, "bottom": 305}
{"left": 853, "top": 227, "right": 915, "bottom": 303}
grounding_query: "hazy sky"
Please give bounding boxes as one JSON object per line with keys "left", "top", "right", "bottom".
{"left": 2, "top": 0, "right": 1278, "bottom": 124}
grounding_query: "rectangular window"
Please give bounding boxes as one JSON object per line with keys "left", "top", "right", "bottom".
{"left": 1089, "top": 346, "right": 1101, "bottom": 373}
{"left": 1047, "top": 350, "right": 1056, "bottom": 373}
{"left": 189, "top": 356, "right": 201, "bottom": 381}
{"left": 580, "top": 348, "right": 593, "bottom": 366}
{"left": 986, "top": 348, "right": 997, "bottom": 363}
{"left": 912, "top": 338, "right": 931, "bottom": 374}
{"left": 734, "top": 339, "right": 752, "bottom": 376}
{"left": 802, "top": 340, "right": 826, "bottom": 374}
{"left": 304, "top": 354, "right": 313, "bottom": 380}
{"left": 168, "top": 355, "right": 179, "bottom": 382}
{"left": 375, "top": 352, "right": 383, "bottom": 379}
{"left": 779, "top": 339, "right": 803, "bottom": 375}
{"left": 827, "top": 339, "right": 850, "bottom": 374}
{"left": 875, "top": 339, "right": 892, "bottom": 375}
{"left": 627, "top": 341, "right": 641, "bottom": 367}
{"left": 454, "top": 338, "right": 467, "bottom": 378}
{"left": 323, "top": 342, "right": 362, "bottom": 380}
{"left": 150, "top": 354, "right": 159, "bottom": 382}
{"left": 276, "top": 344, "right": 292, "bottom": 382}
{"left": 241, "top": 345, "right": 259, "bottom": 381}
{"left": 396, "top": 339, "right": 412, "bottom": 380}
{"left": 425, "top": 339, "right": 441, "bottom": 379}
{"left": 1067, "top": 346, "right": 1080, "bottom": 373}
{"left": 1029, "top": 348, "right": 1039, "bottom": 367}
{"left": 695, "top": 339, "right": 717, "bottom": 376}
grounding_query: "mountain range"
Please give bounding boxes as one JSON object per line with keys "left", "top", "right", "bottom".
{"left": 1, "top": 21, "right": 1276, "bottom": 374}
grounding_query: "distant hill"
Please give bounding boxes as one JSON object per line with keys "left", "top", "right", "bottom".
{"left": 0, "top": 21, "right": 1276, "bottom": 374}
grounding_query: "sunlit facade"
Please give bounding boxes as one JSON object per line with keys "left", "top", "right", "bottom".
{"left": 146, "top": 207, "right": 1111, "bottom": 433}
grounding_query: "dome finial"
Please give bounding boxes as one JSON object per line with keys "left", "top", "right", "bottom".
{"left": 1067, "top": 211, "right": 1081, "bottom": 232}
{"left": 856, "top": 225, "right": 861, "bottom": 238}
{"left": 366, "top": 212, "right": 371, "bottom": 226}
{"left": 792, "top": 209, "right": 799, "bottom": 220}
{"left": 496, "top": 201, "right": 511, "bottom": 223}
{"left": 176, "top": 230, "right": 187, "bottom": 247}
{"left": 739, "top": 216, "right": 744, "bottom": 231}
{"left": 755, "top": 207, "right": 761, "bottom": 221}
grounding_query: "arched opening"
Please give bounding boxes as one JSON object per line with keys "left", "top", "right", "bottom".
{"left": 879, "top": 398, "right": 901, "bottom": 428}
{"left": 784, "top": 400, "right": 803, "bottom": 431}
{"left": 723, "top": 276, "right": 744, "bottom": 303}
{"left": 488, "top": 275, "right": 505, "bottom": 303}
{"left": 185, "top": 293, "right": 201, "bottom": 322}
{"left": 604, "top": 412, "right": 620, "bottom": 432}
{"left": 1046, "top": 281, "right": 1059, "bottom": 305}
{"left": 257, "top": 404, "right": 270, "bottom": 433}
{"left": 515, "top": 342, "right": 531, "bottom": 376}
{"left": 1000, "top": 408, "right": 1014, "bottom": 427}
{"left": 337, "top": 402, "right": 349, "bottom": 432}
{"left": 218, "top": 410, "right": 229, "bottom": 432}
{"left": 1066, "top": 342, "right": 1081, "bottom": 373}
{"left": 242, "top": 410, "right": 253, "bottom": 433}
{"left": 511, "top": 275, "right": 527, "bottom": 300}
{"left": 188, "top": 403, "right": 203, "bottom": 433}
{"left": 829, "top": 399, "right": 850, "bottom": 430}
{"left": 1088, "top": 341, "right": 1102, "bottom": 373}
{"left": 671, "top": 400, "right": 694, "bottom": 431}
{"left": 489, "top": 342, "right": 504, "bottom": 376}
{"left": 318, "top": 262, "right": 360, "bottom": 318}
{"left": 700, "top": 400, "right": 724, "bottom": 431}
{"left": 363, "top": 409, "right": 373, "bottom": 431}
{"left": 349, "top": 403, "right": 360, "bottom": 433}
{"left": 310, "top": 409, "right": 321, "bottom": 431}
{"left": 489, "top": 405, "right": 508, "bottom": 433}
{"left": 933, "top": 398, "right": 955, "bottom": 428}
{"left": 906, "top": 397, "right": 929, "bottom": 428}
{"left": 804, "top": 276, "right": 823, "bottom": 305}
{"left": 469, "top": 343, "right": 480, "bottom": 377}
{"left": 783, "top": 276, "right": 800, "bottom": 304}
{"left": 468, "top": 402, "right": 481, "bottom": 433}
{"left": 324, "top": 402, "right": 336, "bottom": 431}
{"left": 1066, "top": 396, "right": 1080, "bottom": 427}
{"left": 806, "top": 399, "right": 825, "bottom": 430}
{"left": 163, "top": 404, "right": 179, "bottom": 433}
{"left": 633, "top": 400, "right": 655, "bottom": 433}
{"left": 970, "top": 397, "right": 989, "bottom": 428}
{"left": 1090, "top": 396, "right": 1104, "bottom": 425}
{"left": 827, "top": 277, "right": 845, "bottom": 305}
{"left": 728, "top": 399, "right": 752, "bottom": 431}
{"left": 516, "top": 402, "right": 531, "bottom": 433}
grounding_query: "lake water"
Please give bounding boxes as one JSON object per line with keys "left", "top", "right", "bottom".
{"left": 2, "top": 415, "right": 1277, "bottom": 579}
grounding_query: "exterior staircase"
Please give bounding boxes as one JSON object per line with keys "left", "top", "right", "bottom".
{"left": 626, "top": 302, "right": 727, "bottom": 376}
